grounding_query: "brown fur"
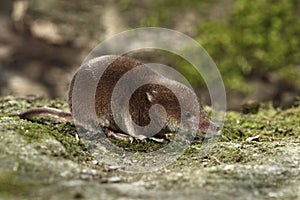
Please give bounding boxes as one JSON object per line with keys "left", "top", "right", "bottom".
{"left": 68, "top": 55, "right": 219, "bottom": 138}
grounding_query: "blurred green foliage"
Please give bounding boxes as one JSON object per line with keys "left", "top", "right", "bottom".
{"left": 26, "top": 0, "right": 300, "bottom": 95}
{"left": 197, "top": 0, "right": 300, "bottom": 92}
{"left": 140, "top": 0, "right": 214, "bottom": 27}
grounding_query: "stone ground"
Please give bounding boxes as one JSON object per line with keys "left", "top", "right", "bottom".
{"left": 0, "top": 96, "right": 299, "bottom": 200}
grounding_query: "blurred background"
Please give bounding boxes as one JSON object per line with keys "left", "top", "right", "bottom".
{"left": 0, "top": 0, "right": 299, "bottom": 110}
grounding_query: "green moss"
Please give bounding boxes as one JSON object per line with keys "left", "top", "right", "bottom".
{"left": 179, "top": 102, "right": 300, "bottom": 169}
{"left": 15, "top": 121, "right": 52, "bottom": 142}
{"left": 197, "top": 0, "right": 300, "bottom": 93}
{"left": 11, "top": 119, "right": 89, "bottom": 161}
{"left": 3, "top": 96, "right": 300, "bottom": 166}
{"left": 0, "top": 96, "right": 46, "bottom": 114}
{"left": 52, "top": 130, "right": 90, "bottom": 161}
{"left": 36, "top": 121, "right": 91, "bottom": 161}
{"left": 222, "top": 103, "right": 300, "bottom": 141}
{"left": 1, "top": 96, "right": 91, "bottom": 161}
{"left": 2, "top": 96, "right": 300, "bottom": 161}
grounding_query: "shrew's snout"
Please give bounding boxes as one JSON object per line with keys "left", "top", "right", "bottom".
{"left": 184, "top": 112, "right": 220, "bottom": 134}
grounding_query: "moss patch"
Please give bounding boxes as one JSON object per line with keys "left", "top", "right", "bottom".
{"left": 222, "top": 103, "right": 300, "bottom": 141}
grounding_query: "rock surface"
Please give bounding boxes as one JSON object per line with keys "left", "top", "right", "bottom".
{"left": 0, "top": 96, "right": 299, "bottom": 200}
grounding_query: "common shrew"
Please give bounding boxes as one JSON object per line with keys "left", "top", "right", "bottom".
{"left": 14, "top": 55, "right": 220, "bottom": 141}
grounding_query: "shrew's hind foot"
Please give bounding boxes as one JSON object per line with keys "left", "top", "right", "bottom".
{"left": 106, "top": 130, "right": 135, "bottom": 143}
{"left": 105, "top": 130, "right": 169, "bottom": 143}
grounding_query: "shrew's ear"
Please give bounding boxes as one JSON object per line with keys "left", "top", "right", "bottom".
{"left": 146, "top": 89, "right": 158, "bottom": 103}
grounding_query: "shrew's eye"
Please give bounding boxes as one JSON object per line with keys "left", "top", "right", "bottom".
{"left": 185, "top": 112, "right": 191, "bottom": 118}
